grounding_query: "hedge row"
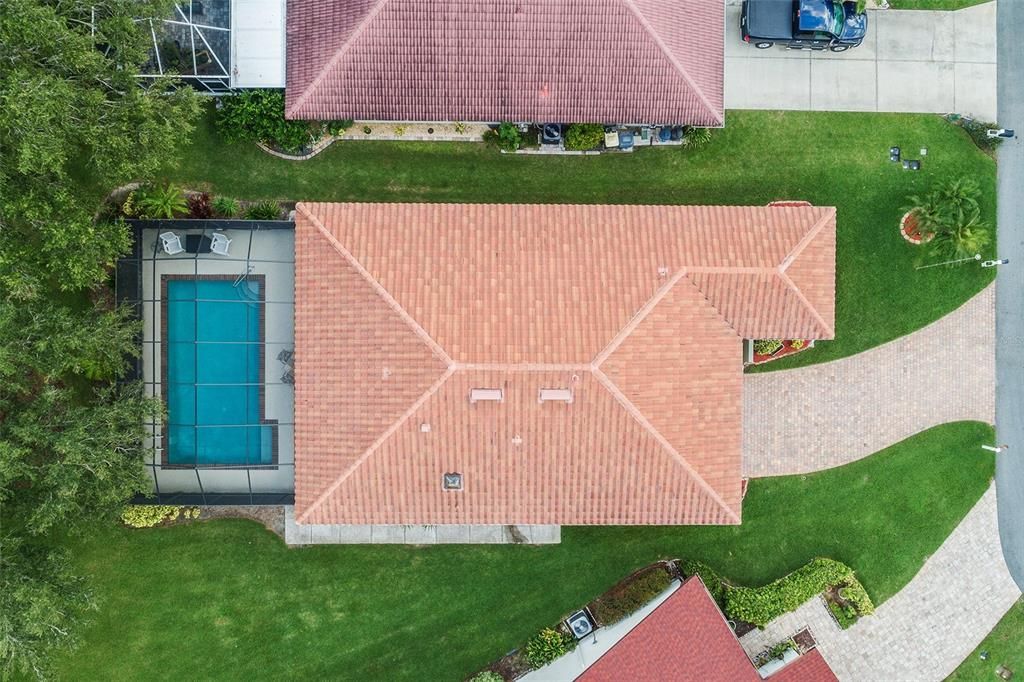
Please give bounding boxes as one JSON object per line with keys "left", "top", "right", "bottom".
{"left": 724, "top": 558, "right": 874, "bottom": 627}
{"left": 591, "top": 566, "right": 672, "bottom": 625}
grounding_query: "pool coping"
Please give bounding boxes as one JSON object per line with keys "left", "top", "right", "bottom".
{"left": 160, "top": 274, "right": 280, "bottom": 470}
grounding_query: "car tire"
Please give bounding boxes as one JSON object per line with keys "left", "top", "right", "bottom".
{"left": 754, "top": 41, "right": 774, "bottom": 49}
{"left": 830, "top": 45, "right": 849, "bottom": 52}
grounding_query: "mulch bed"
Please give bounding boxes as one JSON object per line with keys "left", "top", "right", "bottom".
{"left": 792, "top": 627, "right": 816, "bottom": 653}
{"left": 752, "top": 340, "right": 811, "bottom": 364}
{"left": 489, "top": 649, "right": 532, "bottom": 681}
{"left": 900, "top": 210, "right": 934, "bottom": 245}
{"left": 197, "top": 505, "right": 286, "bottom": 538}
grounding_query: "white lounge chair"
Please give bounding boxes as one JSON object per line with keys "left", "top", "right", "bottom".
{"left": 159, "top": 231, "right": 184, "bottom": 255}
{"left": 210, "top": 232, "right": 231, "bottom": 256}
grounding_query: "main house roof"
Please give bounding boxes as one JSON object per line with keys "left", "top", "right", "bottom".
{"left": 579, "top": 576, "right": 839, "bottom": 681}
{"left": 285, "top": 0, "right": 724, "bottom": 124}
{"left": 293, "top": 202, "right": 835, "bottom": 526}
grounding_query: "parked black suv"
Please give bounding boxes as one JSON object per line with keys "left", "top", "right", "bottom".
{"left": 740, "top": 0, "right": 868, "bottom": 52}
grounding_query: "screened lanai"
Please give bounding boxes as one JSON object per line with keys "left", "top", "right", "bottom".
{"left": 118, "top": 220, "right": 295, "bottom": 504}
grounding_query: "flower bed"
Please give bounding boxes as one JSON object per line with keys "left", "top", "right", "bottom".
{"left": 900, "top": 209, "right": 934, "bottom": 244}
{"left": 751, "top": 339, "right": 813, "bottom": 364}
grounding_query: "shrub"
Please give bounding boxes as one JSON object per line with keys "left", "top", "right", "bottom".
{"left": 362, "top": 125, "right": 372, "bottom": 134}
{"left": 724, "top": 558, "right": 871, "bottom": 627}
{"left": 828, "top": 600, "right": 858, "bottom": 629}
{"left": 524, "top": 628, "right": 575, "bottom": 668}
{"left": 468, "top": 672, "right": 502, "bottom": 682}
{"left": 216, "top": 89, "right": 312, "bottom": 153}
{"left": 136, "top": 183, "right": 187, "bottom": 219}
{"left": 837, "top": 579, "right": 874, "bottom": 616}
{"left": 394, "top": 125, "right": 406, "bottom": 137}
{"left": 789, "top": 339, "right": 805, "bottom": 350}
{"left": 484, "top": 122, "right": 523, "bottom": 152}
{"left": 591, "top": 567, "right": 672, "bottom": 625}
{"left": 121, "top": 190, "right": 138, "bottom": 218}
{"left": 683, "top": 126, "right": 713, "bottom": 148}
{"left": 244, "top": 200, "right": 282, "bottom": 221}
{"left": 453, "top": 121, "right": 468, "bottom": 134}
{"left": 681, "top": 560, "right": 727, "bottom": 607}
{"left": 212, "top": 196, "right": 239, "bottom": 218}
{"left": 906, "top": 177, "right": 991, "bottom": 261}
{"left": 120, "top": 505, "right": 199, "bottom": 528}
{"left": 564, "top": 123, "right": 604, "bottom": 151}
{"left": 766, "top": 638, "right": 795, "bottom": 660}
{"left": 326, "top": 119, "right": 353, "bottom": 136}
{"left": 959, "top": 118, "right": 1003, "bottom": 153}
{"left": 187, "top": 192, "right": 212, "bottom": 219}
{"left": 753, "top": 339, "right": 783, "bottom": 356}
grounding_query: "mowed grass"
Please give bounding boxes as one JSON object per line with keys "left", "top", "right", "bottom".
{"left": 164, "top": 109, "right": 995, "bottom": 371}
{"left": 887, "top": 0, "right": 988, "bottom": 9}
{"left": 56, "top": 422, "right": 994, "bottom": 681}
{"left": 949, "top": 597, "right": 1024, "bottom": 680}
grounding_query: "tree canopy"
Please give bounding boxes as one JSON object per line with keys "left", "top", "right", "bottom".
{"left": 0, "top": 0, "right": 199, "bottom": 677}
{"left": 0, "top": 0, "right": 199, "bottom": 298}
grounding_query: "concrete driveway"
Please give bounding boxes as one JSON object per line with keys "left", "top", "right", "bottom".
{"left": 724, "top": 1, "right": 997, "bottom": 120}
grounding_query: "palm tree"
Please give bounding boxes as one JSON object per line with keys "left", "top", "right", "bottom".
{"left": 930, "top": 206, "right": 991, "bottom": 260}
{"left": 137, "top": 183, "right": 186, "bottom": 219}
{"left": 937, "top": 177, "right": 981, "bottom": 226}
{"left": 901, "top": 191, "right": 943, "bottom": 239}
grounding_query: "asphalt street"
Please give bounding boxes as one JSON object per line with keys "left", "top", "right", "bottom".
{"left": 996, "top": 0, "right": 1024, "bottom": 592}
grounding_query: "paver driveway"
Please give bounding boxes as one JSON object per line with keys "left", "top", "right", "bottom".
{"left": 740, "top": 484, "right": 1020, "bottom": 681}
{"left": 725, "top": 1, "right": 997, "bottom": 120}
{"left": 743, "top": 284, "right": 993, "bottom": 477}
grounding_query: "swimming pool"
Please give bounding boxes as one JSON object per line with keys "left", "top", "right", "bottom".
{"left": 164, "top": 278, "right": 275, "bottom": 466}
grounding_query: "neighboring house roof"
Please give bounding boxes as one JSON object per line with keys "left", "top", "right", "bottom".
{"left": 579, "top": 577, "right": 839, "bottom": 682}
{"left": 285, "top": 0, "right": 724, "bottom": 124}
{"left": 293, "top": 202, "right": 835, "bottom": 526}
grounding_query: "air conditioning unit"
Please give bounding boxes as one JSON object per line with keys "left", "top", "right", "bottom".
{"left": 565, "top": 609, "right": 594, "bottom": 639}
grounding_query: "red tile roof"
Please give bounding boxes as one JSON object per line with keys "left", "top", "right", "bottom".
{"left": 293, "top": 202, "right": 835, "bottom": 525}
{"left": 580, "top": 577, "right": 752, "bottom": 681}
{"left": 579, "top": 577, "right": 838, "bottom": 682}
{"left": 285, "top": 0, "right": 724, "bottom": 125}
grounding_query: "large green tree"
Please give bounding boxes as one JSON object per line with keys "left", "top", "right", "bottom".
{"left": 0, "top": 0, "right": 199, "bottom": 298}
{"left": 0, "top": 0, "right": 198, "bottom": 677}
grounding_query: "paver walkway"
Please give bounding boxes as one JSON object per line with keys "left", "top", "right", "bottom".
{"left": 740, "top": 484, "right": 1020, "bottom": 681}
{"left": 725, "top": 1, "right": 997, "bottom": 120}
{"left": 743, "top": 284, "right": 994, "bottom": 477}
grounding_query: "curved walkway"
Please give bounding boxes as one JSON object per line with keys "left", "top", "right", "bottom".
{"left": 739, "top": 484, "right": 1020, "bottom": 681}
{"left": 743, "top": 284, "right": 994, "bottom": 477}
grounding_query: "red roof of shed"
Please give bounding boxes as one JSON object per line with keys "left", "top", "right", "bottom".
{"left": 285, "top": 0, "right": 724, "bottom": 124}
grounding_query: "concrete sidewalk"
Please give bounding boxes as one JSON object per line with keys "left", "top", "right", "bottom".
{"left": 725, "top": 1, "right": 997, "bottom": 120}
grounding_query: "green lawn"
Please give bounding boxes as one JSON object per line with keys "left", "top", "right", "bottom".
{"left": 886, "top": 0, "right": 988, "bottom": 9}
{"left": 164, "top": 109, "right": 995, "bottom": 372}
{"left": 949, "top": 597, "right": 1024, "bottom": 681}
{"left": 54, "top": 421, "right": 993, "bottom": 681}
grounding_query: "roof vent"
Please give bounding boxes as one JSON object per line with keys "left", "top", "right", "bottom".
{"left": 470, "top": 388, "right": 503, "bottom": 403}
{"left": 539, "top": 388, "right": 573, "bottom": 403}
{"left": 442, "top": 472, "right": 463, "bottom": 491}
{"left": 382, "top": 367, "right": 392, "bottom": 379}
{"left": 512, "top": 435, "right": 523, "bottom": 445}
{"left": 420, "top": 422, "right": 431, "bottom": 433}
{"left": 658, "top": 266, "right": 670, "bottom": 277}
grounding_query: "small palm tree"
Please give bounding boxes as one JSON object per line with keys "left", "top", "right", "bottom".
{"left": 137, "top": 183, "right": 187, "bottom": 219}
{"left": 901, "top": 191, "right": 943, "bottom": 238}
{"left": 930, "top": 206, "right": 991, "bottom": 260}
{"left": 937, "top": 177, "right": 981, "bottom": 226}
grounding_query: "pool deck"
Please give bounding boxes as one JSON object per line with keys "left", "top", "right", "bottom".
{"left": 139, "top": 225, "right": 295, "bottom": 498}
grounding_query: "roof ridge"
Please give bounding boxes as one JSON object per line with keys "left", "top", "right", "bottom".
{"left": 621, "top": 0, "right": 722, "bottom": 124}
{"left": 685, "top": 265, "right": 777, "bottom": 275}
{"left": 298, "top": 203, "right": 454, "bottom": 366}
{"left": 779, "top": 206, "right": 836, "bottom": 272}
{"left": 592, "top": 269, "right": 687, "bottom": 367}
{"left": 456, "top": 362, "right": 592, "bottom": 372}
{"left": 286, "top": 0, "right": 391, "bottom": 118}
{"left": 297, "top": 366, "right": 457, "bottom": 524}
{"left": 777, "top": 269, "right": 834, "bottom": 338}
{"left": 592, "top": 366, "right": 741, "bottom": 523}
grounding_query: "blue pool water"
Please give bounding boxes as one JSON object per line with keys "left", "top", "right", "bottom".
{"left": 166, "top": 279, "right": 273, "bottom": 466}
